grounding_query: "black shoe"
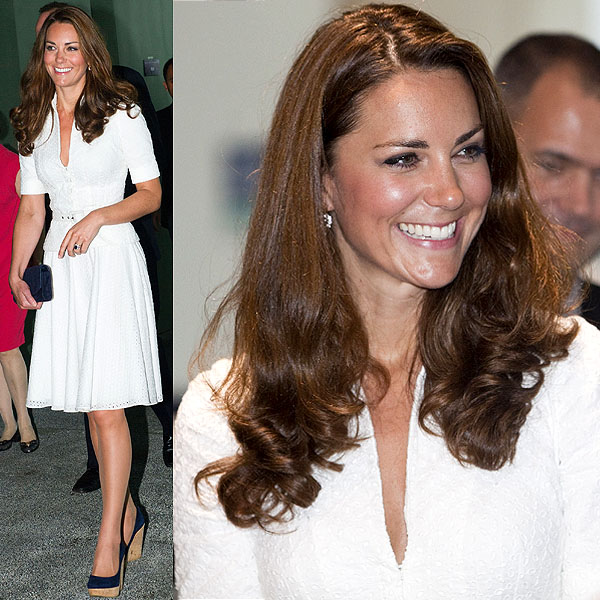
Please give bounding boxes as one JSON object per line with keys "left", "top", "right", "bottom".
{"left": 71, "top": 467, "right": 100, "bottom": 494}
{"left": 20, "top": 438, "right": 39, "bottom": 453}
{"left": 162, "top": 435, "right": 173, "bottom": 467}
{"left": 0, "top": 432, "right": 20, "bottom": 451}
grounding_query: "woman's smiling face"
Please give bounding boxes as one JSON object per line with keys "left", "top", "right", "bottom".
{"left": 44, "top": 22, "right": 88, "bottom": 93}
{"left": 324, "top": 68, "right": 492, "bottom": 298}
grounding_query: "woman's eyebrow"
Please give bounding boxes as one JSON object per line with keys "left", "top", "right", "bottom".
{"left": 454, "top": 124, "right": 483, "bottom": 146}
{"left": 45, "top": 39, "right": 79, "bottom": 45}
{"left": 373, "top": 124, "right": 483, "bottom": 150}
{"left": 373, "top": 139, "right": 428, "bottom": 150}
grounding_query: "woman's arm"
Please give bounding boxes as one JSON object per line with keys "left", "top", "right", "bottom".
{"left": 95, "top": 178, "right": 161, "bottom": 224}
{"left": 9, "top": 193, "right": 45, "bottom": 310}
{"left": 59, "top": 105, "right": 162, "bottom": 258}
{"left": 57, "top": 177, "right": 161, "bottom": 258}
{"left": 174, "top": 363, "right": 264, "bottom": 599}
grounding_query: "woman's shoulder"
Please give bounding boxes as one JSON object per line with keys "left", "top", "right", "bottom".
{"left": 179, "top": 358, "right": 233, "bottom": 423}
{"left": 111, "top": 102, "right": 143, "bottom": 120}
{"left": 108, "top": 103, "right": 150, "bottom": 144}
{"left": 551, "top": 316, "right": 600, "bottom": 381}
{"left": 540, "top": 316, "right": 600, "bottom": 438}
{"left": 175, "top": 358, "right": 238, "bottom": 458}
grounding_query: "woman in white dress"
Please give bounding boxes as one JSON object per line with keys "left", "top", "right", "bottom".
{"left": 10, "top": 6, "right": 161, "bottom": 597}
{"left": 174, "top": 4, "right": 600, "bottom": 599}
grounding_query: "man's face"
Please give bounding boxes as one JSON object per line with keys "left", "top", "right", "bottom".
{"left": 515, "top": 64, "right": 600, "bottom": 260}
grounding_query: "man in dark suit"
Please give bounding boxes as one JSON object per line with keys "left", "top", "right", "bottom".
{"left": 496, "top": 35, "right": 600, "bottom": 326}
{"left": 71, "top": 65, "right": 174, "bottom": 493}
{"left": 157, "top": 58, "right": 172, "bottom": 239}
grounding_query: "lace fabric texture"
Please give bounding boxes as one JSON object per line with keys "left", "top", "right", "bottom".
{"left": 174, "top": 317, "right": 600, "bottom": 600}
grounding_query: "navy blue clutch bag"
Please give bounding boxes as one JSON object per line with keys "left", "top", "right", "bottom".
{"left": 23, "top": 264, "right": 53, "bottom": 302}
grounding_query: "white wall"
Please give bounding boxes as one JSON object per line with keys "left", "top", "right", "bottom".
{"left": 174, "top": 0, "right": 600, "bottom": 398}
{"left": 389, "top": 0, "right": 600, "bottom": 66}
{"left": 173, "top": 0, "right": 339, "bottom": 397}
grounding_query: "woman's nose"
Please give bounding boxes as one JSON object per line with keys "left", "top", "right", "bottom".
{"left": 423, "top": 163, "right": 464, "bottom": 210}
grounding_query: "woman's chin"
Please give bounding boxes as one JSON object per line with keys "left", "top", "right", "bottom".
{"left": 408, "top": 264, "right": 462, "bottom": 291}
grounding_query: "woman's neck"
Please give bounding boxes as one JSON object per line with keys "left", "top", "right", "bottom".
{"left": 55, "top": 84, "right": 83, "bottom": 114}
{"left": 357, "top": 288, "right": 422, "bottom": 412}
{"left": 355, "top": 282, "right": 423, "bottom": 374}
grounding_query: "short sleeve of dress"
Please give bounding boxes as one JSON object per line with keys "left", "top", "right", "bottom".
{"left": 174, "top": 359, "right": 264, "bottom": 600}
{"left": 19, "top": 151, "right": 46, "bottom": 195}
{"left": 114, "top": 105, "right": 160, "bottom": 184}
{"left": 554, "top": 318, "right": 600, "bottom": 599}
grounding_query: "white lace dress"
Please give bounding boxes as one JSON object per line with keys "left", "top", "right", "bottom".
{"left": 20, "top": 98, "right": 162, "bottom": 412}
{"left": 174, "top": 316, "right": 600, "bottom": 600}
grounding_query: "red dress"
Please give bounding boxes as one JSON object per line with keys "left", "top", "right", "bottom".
{"left": 0, "top": 144, "right": 26, "bottom": 351}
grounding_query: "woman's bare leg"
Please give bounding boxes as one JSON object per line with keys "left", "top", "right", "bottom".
{"left": 0, "top": 348, "right": 33, "bottom": 442}
{"left": 88, "top": 409, "right": 135, "bottom": 577}
{"left": 122, "top": 489, "right": 136, "bottom": 546}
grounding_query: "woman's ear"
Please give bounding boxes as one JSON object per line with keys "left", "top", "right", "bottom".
{"left": 322, "top": 172, "right": 336, "bottom": 212}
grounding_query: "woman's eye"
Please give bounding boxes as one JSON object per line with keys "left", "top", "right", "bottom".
{"left": 67, "top": 46, "right": 79, "bottom": 51}
{"left": 45, "top": 44, "right": 55, "bottom": 51}
{"left": 457, "top": 144, "right": 486, "bottom": 161}
{"left": 384, "top": 153, "right": 420, "bottom": 169}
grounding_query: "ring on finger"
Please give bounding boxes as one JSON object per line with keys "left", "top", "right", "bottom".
{"left": 73, "top": 243, "right": 81, "bottom": 251}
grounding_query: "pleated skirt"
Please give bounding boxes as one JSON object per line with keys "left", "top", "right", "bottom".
{"left": 26, "top": 238, "right": 162, "bottom": 412}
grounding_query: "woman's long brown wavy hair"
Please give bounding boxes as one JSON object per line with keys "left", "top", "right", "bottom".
{"left": 195, "top": 3, "right": 578, "bottom": 528}
{"left": 10, "top": 6, "right": 136, "bottom": 156}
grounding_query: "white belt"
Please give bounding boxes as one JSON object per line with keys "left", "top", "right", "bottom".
{"left": 52, "top": 209, "right": 88, "bottom": 222}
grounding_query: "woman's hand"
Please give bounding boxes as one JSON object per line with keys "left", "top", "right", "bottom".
{"left": 58, "top": 211, "right": 102, "bottom": 258}
{"left": 9, "top": 277, "right": 42, "bottom": 311}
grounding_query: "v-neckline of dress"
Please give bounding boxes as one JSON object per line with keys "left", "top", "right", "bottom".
{"left": 53, "top": 95, "right": 74, "bottom": 169}
{"left": 359, "top": 366, "right": 426, "bottom": 572}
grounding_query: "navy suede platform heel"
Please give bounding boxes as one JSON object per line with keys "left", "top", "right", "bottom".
{"left": 126, "top": 506, "right": 146, "bottom": 562}
{"left": 87, "top": 541, "right": 127, "bottom": 598}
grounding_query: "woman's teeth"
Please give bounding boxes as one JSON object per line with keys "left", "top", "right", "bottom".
{"left": 399, "top": 221, "right": 457, "bottom": 240}
{"left": 55, "top": 67, "right": 72, "bottom": 73}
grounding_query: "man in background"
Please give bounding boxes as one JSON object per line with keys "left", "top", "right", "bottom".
{"left": 496, "top": 34, "right": 600, "bottom": 325}
{"left": 35, "top": 1, "right": 62, "bottom": 33}
{"left": 157, "top": 58, "right": 172, "bottom": 239}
